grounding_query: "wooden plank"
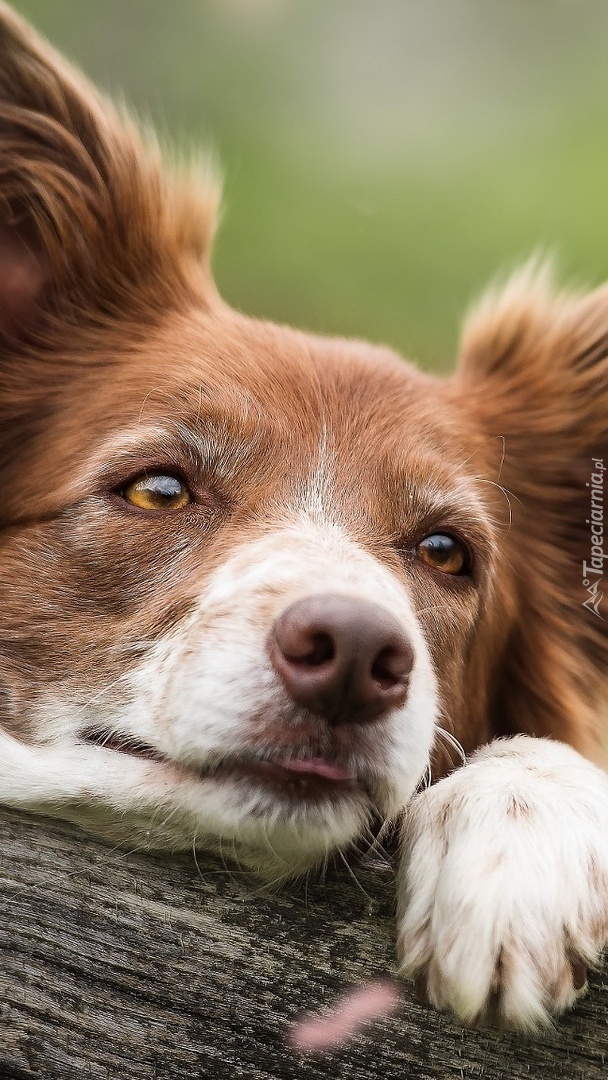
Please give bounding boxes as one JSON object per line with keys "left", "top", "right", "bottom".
{"left": 1, "top": 806, "right": 606, "bottom": 1080}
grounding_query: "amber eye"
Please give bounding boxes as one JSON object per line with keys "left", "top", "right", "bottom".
{"left": 122, "top": 473, "right": 192, "bottom": 511}
{"left": 416, "top": 533, "right": 469, "bottom": 576}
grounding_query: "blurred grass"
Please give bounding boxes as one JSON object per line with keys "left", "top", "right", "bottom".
{"left": 11, "top": 0, "right": 608, "bottom": 369}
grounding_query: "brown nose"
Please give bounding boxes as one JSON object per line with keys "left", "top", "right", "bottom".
{"left": 268, "top": 594, "right": 414, "bottom": 724}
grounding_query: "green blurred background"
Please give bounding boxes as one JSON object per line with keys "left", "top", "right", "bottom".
{"left": 12, "top": 0, "right": 608, "bottom": 369}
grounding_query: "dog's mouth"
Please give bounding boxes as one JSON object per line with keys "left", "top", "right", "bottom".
{"left": 79, "top": 729, "right": 361, "bottom": 798}
{"left": 81, "top": 731, "right": 164, "bottom": 761}
{"left": 215, "top": 755, "right": 360, "bottom": 797}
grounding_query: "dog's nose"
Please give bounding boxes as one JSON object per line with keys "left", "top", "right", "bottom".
{"left": 268, "top": 594, "right": 414, "bottom": 724}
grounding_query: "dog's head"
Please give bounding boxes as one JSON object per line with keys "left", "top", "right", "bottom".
{"left": 1, "top": 4, "right": 606, "bottom": 875}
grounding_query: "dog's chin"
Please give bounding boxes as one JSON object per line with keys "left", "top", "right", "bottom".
{"left": 66, "top": 731, "right": 378, "bottom": 872}
{"left": 55, "top": 794, "right": 372, "bottom": 880}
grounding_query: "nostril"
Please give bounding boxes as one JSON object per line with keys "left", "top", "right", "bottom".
{"left": 273, "top": 616, "right": 336, "bottom": 668}
{"left": 371, "top": 648, "right": 401, "bottom": 690}
{"left": 292, "top": 631, "right": 335, "bottom": 667}
{"left": 371, "top": 643, "right": 414, "bottom": 690}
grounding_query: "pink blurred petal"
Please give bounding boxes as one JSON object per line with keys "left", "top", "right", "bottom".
{"left": 289, "top": 979, "right": 401, "bottom": 1053}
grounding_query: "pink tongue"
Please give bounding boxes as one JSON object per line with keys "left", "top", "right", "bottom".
{"left": 278, "top": 757, "right": 354, "bottom": 781}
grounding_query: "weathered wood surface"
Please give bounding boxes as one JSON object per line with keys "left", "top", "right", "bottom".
{"left": 1, "top": 806, "right": 607, "bottom": 1080}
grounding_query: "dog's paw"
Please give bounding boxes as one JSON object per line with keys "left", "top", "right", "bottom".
{"left": 396, "top": 736, "right": 608, "bottom": 1030}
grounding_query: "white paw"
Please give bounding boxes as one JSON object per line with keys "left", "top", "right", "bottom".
{"left": 396, "top": 736, "right": 608, "bottom": 1030}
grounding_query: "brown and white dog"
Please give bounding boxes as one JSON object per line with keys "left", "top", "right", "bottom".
{"left": 1, "top": 2, "right": 607, "bottom": 1032}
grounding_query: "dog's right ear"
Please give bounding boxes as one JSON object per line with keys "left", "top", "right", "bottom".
{"left": 0, "top": 2, "right": 219, "bottom": 342}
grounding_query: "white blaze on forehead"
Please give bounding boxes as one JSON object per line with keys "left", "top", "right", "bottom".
{"left": 290, "top": 423, "right": 336, "bottom": 524}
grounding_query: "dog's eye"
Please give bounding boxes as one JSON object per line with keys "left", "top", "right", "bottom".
{"left": 122, "top": 473, "right": 191, "bottom": 511}
{"left": 416, "top": 533, "right": 469, "bottom": 575}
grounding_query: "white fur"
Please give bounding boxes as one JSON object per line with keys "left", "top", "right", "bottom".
{"left": 397, "top": 735, "right": 608, "bottom": 1030}
{"left": 12, "top": 501, "right": 607, "bottom": 1030}
{"left": 4, "top": 515, "right": 437, "bottom": 875}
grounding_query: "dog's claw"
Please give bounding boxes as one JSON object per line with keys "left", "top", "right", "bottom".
{"left": 570, "top": 955, "right": 588, "bottom": 992}
{"left": 414, "top": 971, "right": 430, "bottom": 1005}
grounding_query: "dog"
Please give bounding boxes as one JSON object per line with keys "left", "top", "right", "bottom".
{"left": 1, "top": 2, "right": 607, "bottom": 1033}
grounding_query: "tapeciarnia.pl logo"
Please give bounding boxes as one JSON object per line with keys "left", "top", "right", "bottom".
{"left": 582, "top": 457, "right": 605, "bottom": 619}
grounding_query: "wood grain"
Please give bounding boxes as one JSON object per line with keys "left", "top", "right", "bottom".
{"left": 1, "top": 806, "right": 606, "bottom": 1080}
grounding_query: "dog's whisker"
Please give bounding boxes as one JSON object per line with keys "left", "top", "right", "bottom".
{"left": 333, "top": 846, "right": 376, "bottom": 906}
{"left": 70, "top": 673, "right": 136, "bottom": 720}
{"left": 472, "top": 475, "right": 519, "bottom": 530}
{"left": 2, "top": 3, "right": 607, "bottom": 1037}
{"left": 436, "top": 728, "right": 466, "bottom": 767}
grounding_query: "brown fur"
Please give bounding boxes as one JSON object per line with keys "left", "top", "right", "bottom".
{"left": 451, "top": 270, "right": 608, "bottom": 760}
{"left": 0, "top": 2, "right": 606, "bottom": 775}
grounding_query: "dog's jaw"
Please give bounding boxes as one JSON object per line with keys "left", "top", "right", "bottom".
{"left": 22, "top": 516, "right": 438, "bottom": 875}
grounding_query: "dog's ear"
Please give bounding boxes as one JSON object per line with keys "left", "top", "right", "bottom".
{"left": 0, "top": 2, "right": 219, "bottom": 341}
{"left": 452, "top": 263, "right": 608, "bottom": 763}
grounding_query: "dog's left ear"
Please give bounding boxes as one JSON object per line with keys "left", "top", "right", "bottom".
{"left": 451, "top": 264, "right": 608, "bottom": 763}
{"left": 0, "top": 2, "right": 219, "bottom": 341}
